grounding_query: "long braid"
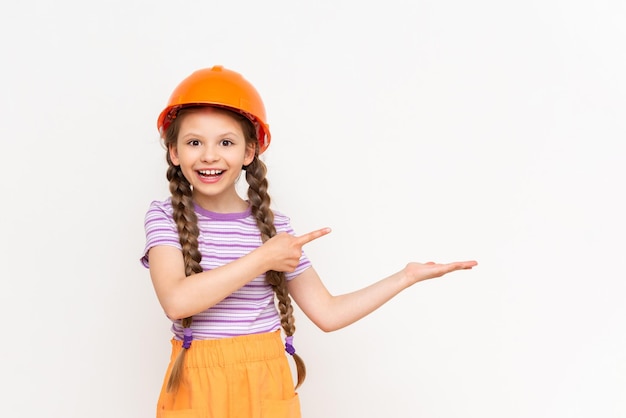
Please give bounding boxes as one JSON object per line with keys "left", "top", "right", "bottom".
{"left": 164, "top": 133, "right": 202, "bottom": 393}
{"left": 246, "top": 156, "right": 306, "bottom": 388}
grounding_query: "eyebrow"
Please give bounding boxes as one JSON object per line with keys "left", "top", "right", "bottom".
{"left": 180, "top": 131, "right": 242, "bottom": 139}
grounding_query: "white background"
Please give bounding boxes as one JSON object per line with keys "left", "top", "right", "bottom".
{"left": 1, "top": 1, "right": 624, "bottom": 417}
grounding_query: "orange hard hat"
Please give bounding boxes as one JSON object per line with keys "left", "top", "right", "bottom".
{"left": 157, "top": 65, "right": 271, "bottom": 154}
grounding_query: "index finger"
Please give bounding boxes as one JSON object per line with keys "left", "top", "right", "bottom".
{"left": 295, "top": 227, "right": 332, "bottom": 246}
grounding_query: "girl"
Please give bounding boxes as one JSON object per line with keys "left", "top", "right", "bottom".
{"left": 141, "top": 65, "right": 477, "bottom": 418}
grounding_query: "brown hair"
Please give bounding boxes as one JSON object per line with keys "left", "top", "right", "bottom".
{"left": 162, "top": 106, "right": 305, "bottom": 392}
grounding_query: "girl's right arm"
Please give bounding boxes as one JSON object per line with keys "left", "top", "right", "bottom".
{"left": 149, "top": 244, "right": 270, "bottom": 320}
{"left": 148, "top": 227, "right": 331, "bottom": 320}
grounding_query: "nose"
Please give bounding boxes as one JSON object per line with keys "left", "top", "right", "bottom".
{"left": 201, "top": 143, "right": 219, "bottom": 163}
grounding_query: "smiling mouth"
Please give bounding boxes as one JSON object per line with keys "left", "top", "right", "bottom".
{"left": 198, "top": 169, "right": 224, "bottom": 178}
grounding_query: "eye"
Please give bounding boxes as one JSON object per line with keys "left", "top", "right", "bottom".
{"left": 220, "top": 139, "right": 234, "bottom": 146}
{"left": 187, "top": 139, "right": 201, "bottom": 146}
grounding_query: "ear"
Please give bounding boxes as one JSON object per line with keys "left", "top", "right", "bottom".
{"left": 168, "top": 144, "right": 180, "bottom": 166}
{"left": 243, "top": 143, "right": 256, "bottom": 166}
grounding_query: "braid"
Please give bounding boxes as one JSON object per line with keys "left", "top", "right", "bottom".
{"left": 165, "top": 161, "right": 202, "bottom": 393}
{"left": 246, "top": 157, "right": 306, "bottom": 388}
{"left": 167, "top": 165, "right": 202, "bottom": 276}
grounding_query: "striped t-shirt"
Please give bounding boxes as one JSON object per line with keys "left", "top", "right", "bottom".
{"left": 140, "top": 198, "right": 311, "bottom": 341}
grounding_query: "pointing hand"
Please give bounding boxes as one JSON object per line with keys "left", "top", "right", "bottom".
{"left": 263, "top": 228, "right": 332, "bottom": 272}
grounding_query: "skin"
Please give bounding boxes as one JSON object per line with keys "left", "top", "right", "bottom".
{"left": 168, "top": 107, "right": 256, "bottom": 213}
{"left": 149, "top": 108, "right": 478, "bottom": 327}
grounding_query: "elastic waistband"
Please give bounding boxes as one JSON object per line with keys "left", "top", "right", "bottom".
{"left": 171, "top": 330, "right": 285, "bottom": 368}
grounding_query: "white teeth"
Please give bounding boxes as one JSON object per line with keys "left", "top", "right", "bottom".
{"left": 200, "top": 169, "right": 223, "bottom": 175}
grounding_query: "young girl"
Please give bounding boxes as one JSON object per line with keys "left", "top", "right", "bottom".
{"left": 141, "top": 65, "right": 477, "bottom": 418}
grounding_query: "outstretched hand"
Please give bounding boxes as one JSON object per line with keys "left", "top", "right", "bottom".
{"left": 403, "top": 260, "right": 478, "bottom": 286}
{"left": 262, "top": 228, "right": 332, "bottom": 272}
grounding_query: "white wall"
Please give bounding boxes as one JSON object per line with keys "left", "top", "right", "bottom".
{"left": 1, "top": 1, "right": 624, "bottom": 417}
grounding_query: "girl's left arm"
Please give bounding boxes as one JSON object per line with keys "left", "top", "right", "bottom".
{"left": 287, "top": 260, "right": 477, "bottom": 332}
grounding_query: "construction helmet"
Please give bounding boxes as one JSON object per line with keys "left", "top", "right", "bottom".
{"left": 157, "top": 65, "right": 271, "bottom": 154}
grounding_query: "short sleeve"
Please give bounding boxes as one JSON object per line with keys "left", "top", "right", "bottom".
{"left": 140, "top": 199, "right": 182, "bottom": 268}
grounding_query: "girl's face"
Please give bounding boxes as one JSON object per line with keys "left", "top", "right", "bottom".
{"left": 169, "top": 107, "right": 255, "bottom": 212}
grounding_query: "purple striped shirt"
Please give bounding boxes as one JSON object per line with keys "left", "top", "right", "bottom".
{"left": 140, "top": 198, "right": 311, "bottom": 340}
